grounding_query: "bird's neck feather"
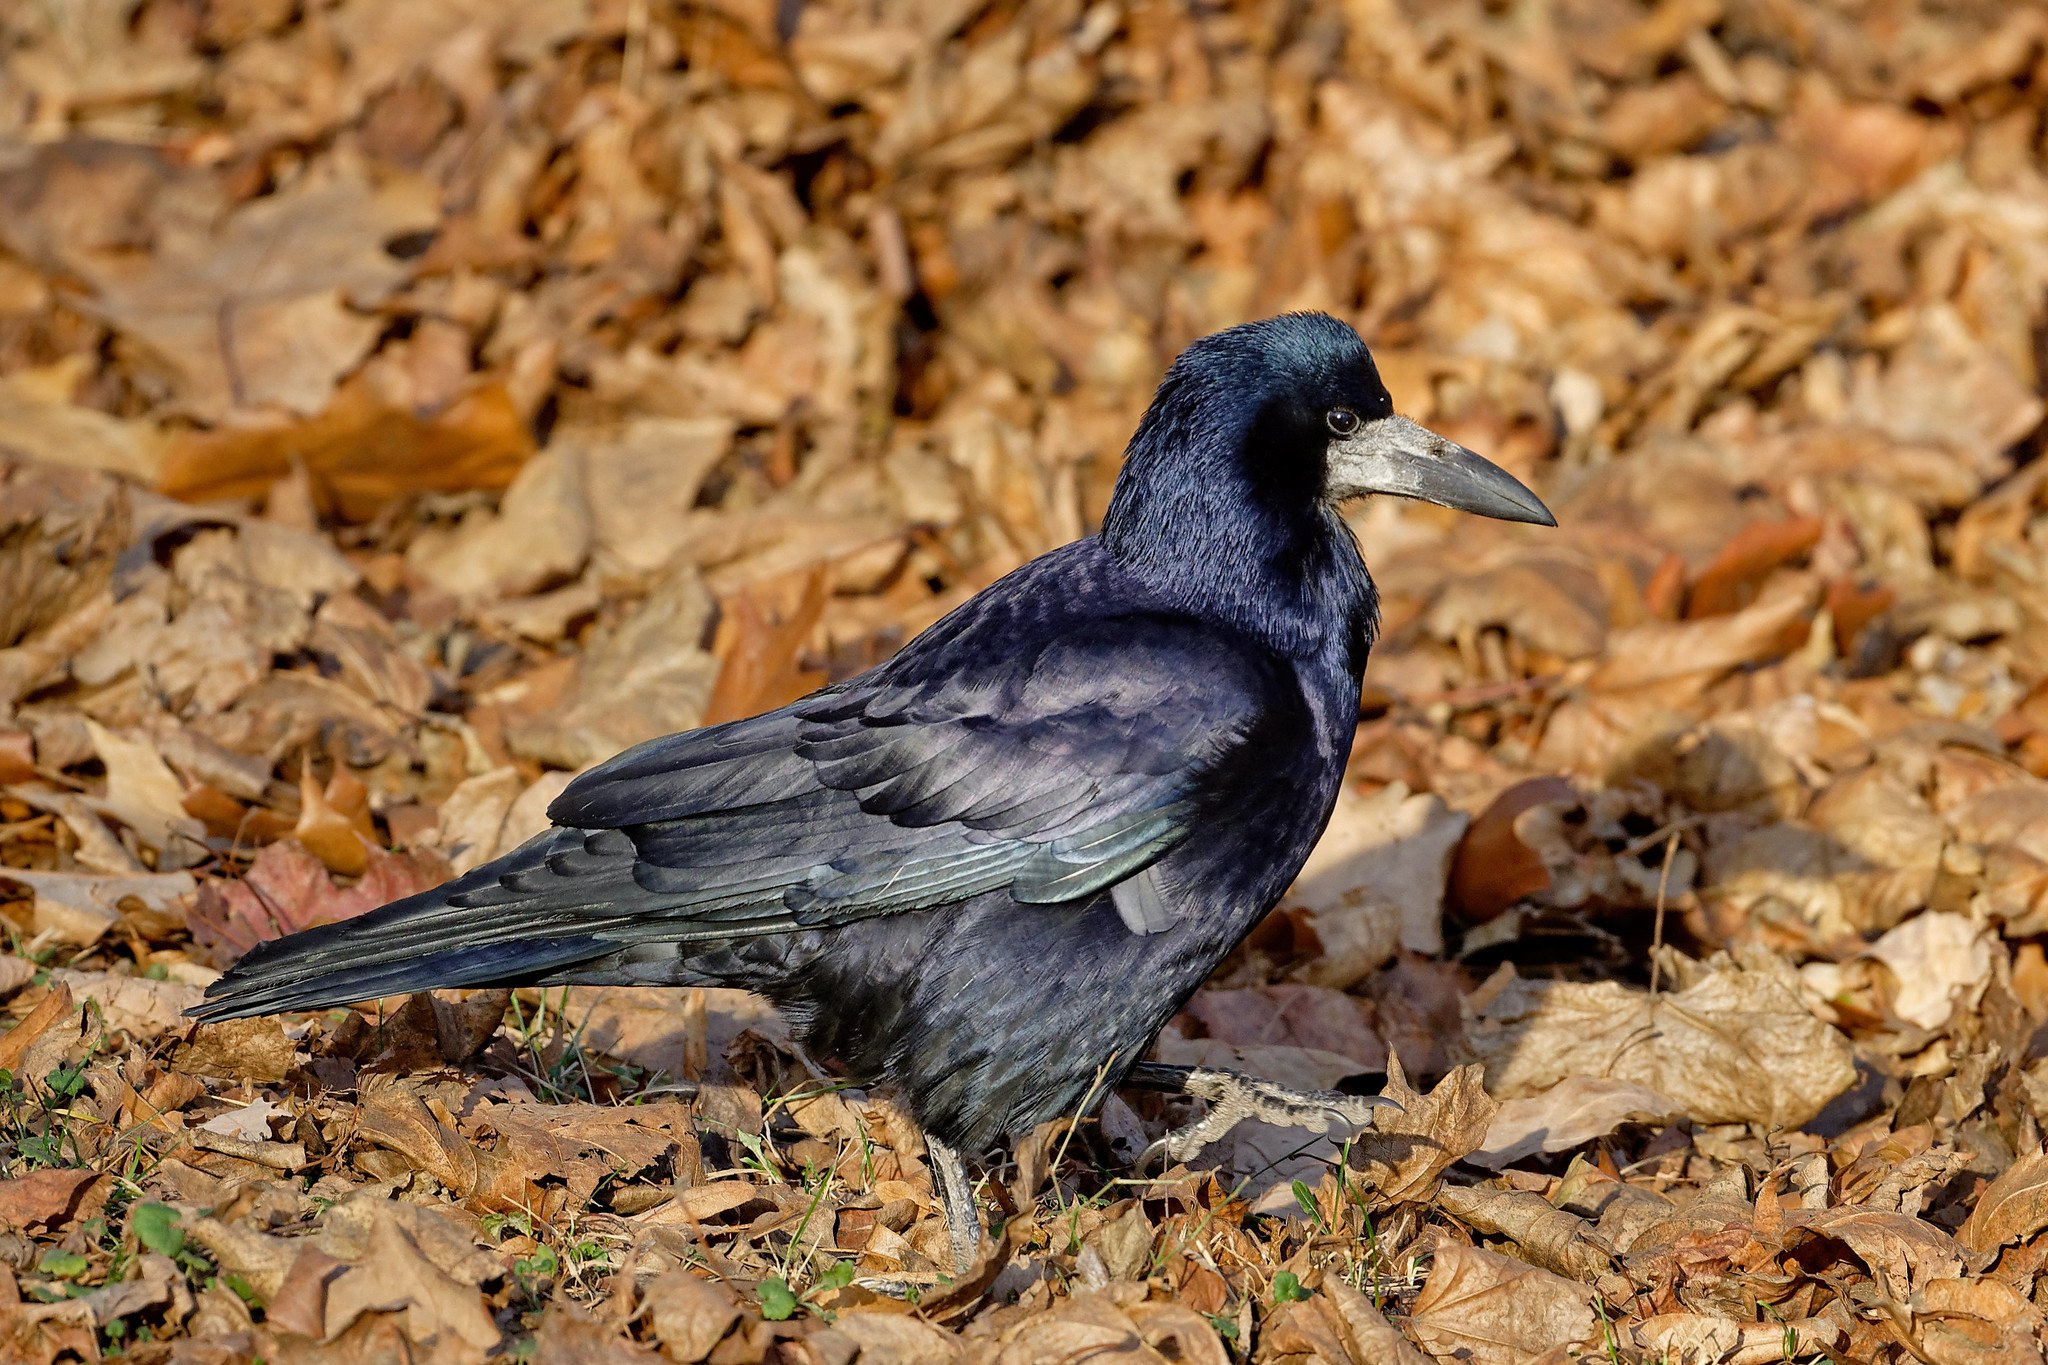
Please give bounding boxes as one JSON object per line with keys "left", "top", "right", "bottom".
{"left": 1101, "top": 469, "right": 1378, "bottom": 667}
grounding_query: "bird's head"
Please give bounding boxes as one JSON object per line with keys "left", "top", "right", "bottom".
{"left": 1102, "top": 313, "right": 1553, "bottom": 654}
{"left": 1209, "top": 313, "right": 1555, "bottom": 526}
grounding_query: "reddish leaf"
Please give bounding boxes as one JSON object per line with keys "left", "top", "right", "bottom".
{"left": 188, "top": 838, "right": 446, "bottom": 965}
{"left": 0, "top": 1169, "right": 109, "bottom": 1234}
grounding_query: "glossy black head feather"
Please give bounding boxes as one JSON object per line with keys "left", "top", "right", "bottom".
{"left": 1100, "top": 313, "right": 1384, "bottom": 664}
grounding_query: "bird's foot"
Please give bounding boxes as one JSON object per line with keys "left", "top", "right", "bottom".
{"left": 925, "top": 1133, "right": 983, "bottom": 1276}
{"left": 1128, "top": 1063, "right": 1399, "bottom": 1170}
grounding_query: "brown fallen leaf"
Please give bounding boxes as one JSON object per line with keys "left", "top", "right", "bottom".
{"left": 532, "top": 1305, "right": 663, "bottom": 1362}
{"left": 508, "top": 557, "right": 720, "bottom": 771}
{"left": 1182, "top": 984, "right": 1384, "bottom": 1072}
{"left": 1465, "top": 957, "right": 1856, "bottom": 1129}
{"left": 0, "top": 1169, "right": 109, "bottom": 1234}
{"left": 1866, "top": 911, "right": 1992, "bottom": 1030}
{"left": 1470, "top": 1077, "right": 1684, "bottom": 1170}
{"left": 700, "top": 566, "right": 832, "bottom": 727}
{"left": 1346, "top": 1054, "right": 1497, "bottom": 1206}
{"left": 1262, "top": 1275, "right": 1432, "bottom": 1365}
{"left": 987, "top": 1291, "right": 1224, "bottom": 1365}
{"left": 0, "top": 361, "right": 167, "bottom": 482}
{"left": 173, "top": 1016, "right": 296, "bottom": 1082}
{"left": 1448, "top": 776, "right": 1576, "bottom": 923}
{"left": 1958, "top": 1148, "right": 2048, "bottom": 1256}
{"left": 1284, "top": 783, "right": 1467, "bottom": 986}
{"left": 292, "top": 760, "right": 376, "bottom": 877}
{"left": 0, "top": 868, "right": 196, "bottom": 949}
{"left": 1786, "top": 1205, "right": 1965, "bottom": 1293}
{"left": 638, "top": 1271, "right": 747, "bottom": 1363}
{"left": 264, "top": 1244, "right": 348, "bottom": 1341}
{"left": 1436, "top": 1186, "right": 1619, "bottom": 1286}
{"left": 0, "top": 983, "right": 80, "bottom": 1083}
{"left": 1407, "top": 1240, "right": 1598, "bottom": 1365}
{"left": 1632, "top": 1312, "right": 1844, "bottom": 1365}
{"left": 405, "top": 446, "right": 591, "bottom": 600}
{"left": 824, "top": 1310, "right": 967, "bottom": 1364}
{"left": 1586, "top": 573, "right": 1820, "bottom": 690}
{"left": 161, "top": 377, "right": 534, "bottom": 519}
{"left": 1685, "top": 516, "right": 1824, "bottom": 619}
{"left": 319, "top": 1208, "right": 501, "bottom": 1357}
{"left": 84, "top": 718, "right": 203, "bottom": 856}
{"left": 46, "top": 969, "right": 202, "bottom": 1039}
{"left": 188, "top": 838, "right": 443, "bottom": 964}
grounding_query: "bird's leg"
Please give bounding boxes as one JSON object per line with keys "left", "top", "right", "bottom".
{"left": 924, "top": 1133, "right": 982, "bottom": 1275}
{"left": 1123, "top": 1061, "right": 1398, "bottom": 1169}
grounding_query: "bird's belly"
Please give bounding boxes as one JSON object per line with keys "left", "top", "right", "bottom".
{"left": 782, "top": 801, "right": 1328, "bottom": 1150}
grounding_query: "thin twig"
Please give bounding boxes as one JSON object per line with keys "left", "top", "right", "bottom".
{"left": 1648, "top": 831, "right": 1680, "bottom": 998}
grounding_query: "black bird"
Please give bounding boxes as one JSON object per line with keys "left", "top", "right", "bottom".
{"left": 192, "top": 313, "right": 1553, "bottom": 1268}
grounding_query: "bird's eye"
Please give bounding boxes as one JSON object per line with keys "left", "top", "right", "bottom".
{"left": 1325, "top": 407, "right": 1360, "bottom": 436}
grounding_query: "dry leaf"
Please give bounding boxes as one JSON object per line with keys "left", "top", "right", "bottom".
{"left": 320, "top": 1209, "right": 500, "bottom": 1357}
{"left": 0, "top": 869, "right": 195, "bottom": 948}
{"left": 1958, "top": 1149, "right": 2048, "bottom": 1255}
{"left": 46, "top": 968, "right": 202, "bottom": 1039}
{"left": 1407, "top": 1240, "right": 1598, "bottom": 1365}
{"left": 1471, "top": 1077, "right": 1683, "bottom": 1170}
{"left": 162, "top": 378, "right": 534, "bottom": 518}
{"left": 639, "top": 1271, "right": 746, "bottom": 1362}
{"left": 1465, "top": 959, "right": 1856, "bottom": 1128}
{"left": 1866, "top": 911, "right": 1992, "bottom": 1029}
{"left": 0, "top": 1170, "right": 109, "bottom": 1234}
{"left": 1347, "top": 1055, "right": 1497, "bottom": 1205}
{"left": 1285, "top": 783, "right": 1467, "bottom": 985}
{"left": 189, "top": 839, "right": 442, "bottom": 964}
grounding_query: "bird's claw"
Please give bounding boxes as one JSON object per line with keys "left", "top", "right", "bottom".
{"left": 1138, "top": 1066, "right": 1400, "bottom": 1173}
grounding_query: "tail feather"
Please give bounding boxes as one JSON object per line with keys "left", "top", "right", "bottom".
{"left": 189, "top": 828, "right": 630, "bottom": 1022}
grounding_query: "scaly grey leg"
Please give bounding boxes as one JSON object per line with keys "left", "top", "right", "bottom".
{"left": 924, "top": 1132, "right": 982, "bottom": 1275}
{"left": 1123, "top": 1061, "right": 1398, "bottom": 1169}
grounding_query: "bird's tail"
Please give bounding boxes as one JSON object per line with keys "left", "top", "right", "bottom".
{"left": 188, "top": 829, "right": 623, "bottom": 1022}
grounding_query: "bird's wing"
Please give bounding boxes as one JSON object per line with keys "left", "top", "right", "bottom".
{"left": 192, "top": 614, "right": 1291, "bottom": 1018}
{"left": 531, "top": 613, "right": 1285, "bottom": 935}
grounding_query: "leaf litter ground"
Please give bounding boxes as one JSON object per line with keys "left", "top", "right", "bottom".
{"left": 3, "top": 0, "right": 2048, "bottom": 1361}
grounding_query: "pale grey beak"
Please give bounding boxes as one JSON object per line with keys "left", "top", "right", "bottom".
{"left": 1325, "top": 415, "right": 1556, "bottom": 526}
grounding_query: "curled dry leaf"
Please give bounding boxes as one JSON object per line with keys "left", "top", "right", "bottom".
{"left": 1347, "top": 1055, "right": 1497, "bottom": 1206}
{"left": 1471, "top": 1077, "right": 1684, "bottom": 1170}
{"left": 1465, "top": 960, "right": 1856, "bottom": 1129}
{"left": 1957, "top": 1149, "right": 2048, "bottom": 1256}
{"left": 1436, "top": 1186, "right": 1619, "bottom": 1287}
{"left": 1407, "top": 1240, "right": 1599, "bottom": 1365}
{"left": 1632, "top": 1312, "right": 1844, "bottom": 1365}
{"left": 1448, "top": 776, "right": 1576, "bottom": 922}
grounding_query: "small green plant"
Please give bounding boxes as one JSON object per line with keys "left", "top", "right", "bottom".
{"left": 1291, "top": 1179, "right": 1330, "bottom": 1235}
{"left": 1593, "top": 1295, "right": 1625, "bottom": 1364}
{"left": 38, "top": 1248, "right": 90, "bottom": 1280}
{"left": 1270, "top": 1270, "right": 1309, "bottom": 1304}
{"left": 131, "top": 1203, "right": 184, "bottom": 1259}
{"left": 756, "top": 1275, "right": 799, "bottom": 1321}
{"left": 1205, "top": 1312, "right": 1240, "bottom": 1341}
{"left": 756, "top": 1260, "right": 854, "bottom": 1322}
